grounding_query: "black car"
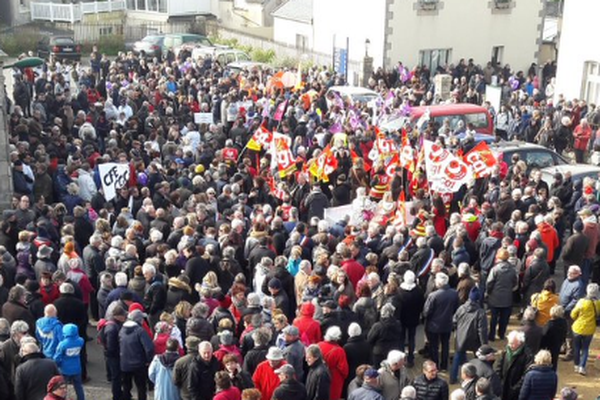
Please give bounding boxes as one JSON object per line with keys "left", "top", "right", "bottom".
{"left": 37, "top": 36, "right": 82, "bottom": 61}
{"left": 490, "top": 141, "right": 569, "bottom": 173}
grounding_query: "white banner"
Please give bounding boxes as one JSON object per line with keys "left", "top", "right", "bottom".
{"left": 98, "top": 163, "right": 130, "bottom": 201}
{"left": 423, "top": 140, "right": 473, "bottom": 193}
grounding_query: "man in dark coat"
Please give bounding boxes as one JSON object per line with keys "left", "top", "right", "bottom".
{"left": 413, "top": 360, "right": 449, "bottom": 400}
{"left": 54, "top": 283, "right": 87, "bottom": 338}
{"left": 1, "top": 286, "right": 36, "bottom": 335}
{"left": 397, "top": 270, "right": 425, "bottom": 368}
{"left": 305, "top": 344, "right": 331, "bottom": 400}
{"left": 173, "top": 337, "right": 202, "bottom": 400}
{"left": 303, "top": 185, "right": 330, "bottom": 220}
{"left": 560, "top": 220, "right": 589, "bottom": 276}
{"left": 343, "top": 323, "right": 371, "bottom": 389}
{"left": 272, "top": 364, "right": 308, "bottom": 400}
{"left": 188, "top": 341, "right": 220, "bottom": 400}
{"left": 469, "top": 345, "right": 502, "bottom": 398}
{"left": 119, "top": 309, "right": 155, "bottom": 400}
{"left": 423, "top": 273, "right": 459, "bottom": 371}
{"left": 142, "top": 264, "right": 167, "bottom": 327}
{"left": 14, "top": 342, "right": 60, "bottom": 400}
{"left": 0, "top": 319, "right": 29, "bottom": 385}
{"left": 495, "top": 331, "right": 533, "bottom": 400}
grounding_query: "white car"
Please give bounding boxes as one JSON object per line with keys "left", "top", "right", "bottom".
{"left": 325, "top": 86, "right": 381, "bottom": 108}
{"left": 540, "top": 164, "right": 600, "bottom": 186}
{"left": 191, "top": 48, "right": 251, "bottom": 65}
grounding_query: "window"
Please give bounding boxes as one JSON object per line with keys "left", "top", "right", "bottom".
{"left": 494, "top": 0, "right": 511, "bottom": 8}
{"left": 148, "top": 0, "right": 158, "bottom": 11}
{"left": 126, "top": 0, "right": 135, "bottom": 10}
{"left": 419, "top": 0, "right": 439, "bottom": 9}
{"left": 137, "top": 0, "right": 145, "bottom": 10}
{"left": 582, "top": 61, "right": 600, "bottom": 105}
{"left": 526, "top": 151, "right": 554, "bottom": 169}
{"left": 491, "top": 46, "right": 504, "bottom": 67}
{"left": 296, "top": 34, "right": 308, "bottom": 52}
{"left": 158, "top": 0, "right": 167, "bottom": 12}
{"left": 99, "top": 27, "right": 113, "bottom": 36}
{"left": 419, "top": 48, "right": 452, "bottom": 73}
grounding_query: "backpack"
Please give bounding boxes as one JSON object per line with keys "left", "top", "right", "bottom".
{"left": 96, "top": 319, "right": 115, "bottom": 347}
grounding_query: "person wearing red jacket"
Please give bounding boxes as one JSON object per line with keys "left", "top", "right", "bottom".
{"left": 573, "top": 119, "right": 592, "bottom": 163}
{"left": 293, "top": 302, "right": 322, "bottom": 345}
{"left": 252, "top": 347, "right": 286, "bottom": 400}
{"left": 317, "top": 327, "right": 349, "bottom": 400}
{"left": 536, "top": 214, "right": 560, "bottom": 274}
{"left": 340, "top": 247, "right": 364, "bottom": 291}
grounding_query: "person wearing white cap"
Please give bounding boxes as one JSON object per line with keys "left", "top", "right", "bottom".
{"left": 343, "top": 322, "right": 371, "bottom": 388}
{"left": 252, "top": 346, "right": 286, "bottom": 400}
{"left": 318, "top": 326, "right": 348, "bottom": 400}
{"left": 272, "top": 364, "right": 307, "bottom": 400}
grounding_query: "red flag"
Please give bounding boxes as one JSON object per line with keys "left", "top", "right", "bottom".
{"left": 268, "top": 175, "right": 286, "bottom": 200}
{"left": 399, "top": 130, "right": 415, "bottom": 173}
{"left": 309, "top": 145, "right": 338, "bottom": 182}
{"left": 247, "top": 125, "right": 273, "bottom": 151}
{"left": 463, "top": 141, "right": 497, "bottom": 178}
{"left": 273, "top": 136, "right": 297, "bottom": 178}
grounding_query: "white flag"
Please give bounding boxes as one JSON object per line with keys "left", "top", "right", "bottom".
{"left": 98, "top": 163, "right": 130, "bottom": 201}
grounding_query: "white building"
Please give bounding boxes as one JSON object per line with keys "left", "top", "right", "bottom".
{"left": 271, "top": 0, "right": 313, "bottom": 51}
{"left": 554, "top": 0, "right": 599, "bottom": 103}
{"left": 273, "top": 0, "right": 547, "bottom": 75}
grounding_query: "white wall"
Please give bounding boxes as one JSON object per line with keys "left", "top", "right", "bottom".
{"left": 273, "top": 17, "right": 313, "bottom": 49}
{"left": 218, "top": 0, "right": 272, "bottom": 28}
{"left": 168, "top": 0, "right": 211, "bottom": 16}
{"left": 554, "top": 0, "right": 600, "bottom": 102}
{"left": 312, "top": 0, "right": 386, "bottom": 69}
{"left": 388, "top": 0, "right": 543, "bottom": 71}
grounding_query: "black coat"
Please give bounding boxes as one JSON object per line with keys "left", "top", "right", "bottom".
{"left": 14, "top": 352, "right": 60, "bottom": 400}
{"left": 521, "top": 321, "right": 544, "bottom": 354}
{"left": 413, "top": 374, "right": 449, "bottom": 400}
{"left": 367, "top": 317, "right": 403, "bottom": 364}
{"left": 1, "top": 300, "right": 36, "bottom": 336}
{"left": 54, "top": 293, "right": 87, "bottom": 337}
{"left": 561, "top": 232, "right": 589, "bottom": 267}
{"left": 423, "top": 285, "right": 459, "bottom": 334}
{"left": 305, "top": 359, "right": 331, "bottom": 400}
{"left": 188, "top": 356, "right": 220, "bottom": 400}
{"left": 262, "top": 267, "right": 296, "bottom": 312}
{"left": 495, "top": 346, "right": 533, "bottom": 400}
{"left": 540, "top": 317, "right": 567, "bottom": 369}
{"left": 343, "top": 336, "right": 371, "bottom": 384}
{"left": 397, "top": 286, "right": 425, "bottom": 328}
{"left": 273, "top": 379, "right": 308, "bottom": 400}
{"left": 469, "top": 358, "right": 502, "bottom": 397}
{"left": 242, "top": 344, "right": 269, "bottom": 376}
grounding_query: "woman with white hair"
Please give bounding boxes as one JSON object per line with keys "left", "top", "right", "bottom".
{"left": 518, "top": 350, "right": 557, "bottom": 400}
{"left": 367, "top": 303, "right": 403, "bottom": 366}
{"left": 343, "top": 323, "right": 371, "bottom": 389}
{"left": 570, "top": 282, "right": 600, "bottom": 375}
{"left": 318, "top": 326, "right": 348, "bottom": 400}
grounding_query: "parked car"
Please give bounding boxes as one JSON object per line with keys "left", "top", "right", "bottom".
{"left": 37, "top": 36, "right": 81, "bottom": 61}
{"left": 381, "top": 103, "right": 494, "bottom": 136}
{"left": 132, "top": 35, "right": 165, "bottom": 58}
{"left": 191, "top": 48, "right": 251, "bottom": 65}
{"left": 133, "top": 33, "right": 213, "bottom": 59}
{"left": 540, "top": 164, "right": 600, "bottom": 186}
{"left": 325, "top": 86, "right": 381, "bottom": 107}
{"left": 490, "top": 141, "right": 569, "bottom": 173}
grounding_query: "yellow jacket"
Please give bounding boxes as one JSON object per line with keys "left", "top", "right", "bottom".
{"left": 571, "top": 297, "right": 600, "bottom": 336}
{"left": 531, "top": 290, "right": 559, "bottom": 326}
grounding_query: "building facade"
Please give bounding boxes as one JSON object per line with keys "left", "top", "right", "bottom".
{"left": 554, "top": 0, "right": 599, "bottom": 103}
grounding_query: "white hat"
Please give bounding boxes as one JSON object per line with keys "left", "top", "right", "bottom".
{"left": 265, "top": 347, "right": 284, "bottom": 361}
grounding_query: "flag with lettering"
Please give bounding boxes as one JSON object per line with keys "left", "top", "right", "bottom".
{"left": 399, "top": 129, "right": 416, "bottom": 173}
{"left": 272, "top": 135, "right": 297, "bottom": 178}
{"left": 98, "top": 163, "right": 131, "bottom": 201}
{"left": 309, "top": 145, "right": 338, "bottom": 182}
{"left": 247, "top": 125, "right": 273, "bottom": 152}
{"left": 462, "top": 141, "right": 498, "bottom": 178}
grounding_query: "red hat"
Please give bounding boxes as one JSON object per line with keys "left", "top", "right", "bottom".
{"left": 129, "top": 302, "right": 145, "bottom": 313}
{"left": 47, "top": 375, "right": 66, "bottom": 393}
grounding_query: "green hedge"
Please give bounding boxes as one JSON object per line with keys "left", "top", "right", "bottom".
{"left": 0, "top": 33, "right": 42, "bottom": 57}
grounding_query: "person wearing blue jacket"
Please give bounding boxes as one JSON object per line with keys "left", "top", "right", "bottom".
{"left": 35, "top": 304, "right": 63, "bottom": 358}
{"left": 53, "top": 323, "right": 85, "bottom": 400}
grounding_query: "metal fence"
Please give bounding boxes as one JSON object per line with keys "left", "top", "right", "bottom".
{"left": 72, "top": 20, "right": 200, "bottom": 43}
{"left": 30, "top": 0, "right": 126, "bottom": 23}
{"left": 205, "top": 21, "right": 363, "bottom": 85}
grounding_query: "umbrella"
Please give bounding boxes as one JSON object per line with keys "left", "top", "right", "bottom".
{"left": 3, "top": 57, "right": 45, "bottom": 69}
{"left": 281, "top": 71, "right": 297, "bottom": 88}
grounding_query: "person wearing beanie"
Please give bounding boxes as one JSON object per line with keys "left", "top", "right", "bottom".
{"left": 119, "top": 309, "right": 155, "bottom": 400}
{"left": 468, "top": 345, "right": 502, "bottom": 398}
{"left": 343, "top": 322, "right": 371, "bottom": 390}
{"left": 561, "top": 219, "right": 590, "bottom": 277}
{"left": 44, "top": 375, "right": 68, "bottom": 400}
{"left": 99, "top": 304, "right": 128, "bottom": 400}
{"left": 174, "top": 336, "right": 203, "bottom": 400}
{"left": 450, "top": 286, "right": 487, "bottom": 384}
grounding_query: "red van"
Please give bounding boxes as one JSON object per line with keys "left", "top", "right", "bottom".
{"left": 382, "top": 103, "right": 494, "bottom": 136}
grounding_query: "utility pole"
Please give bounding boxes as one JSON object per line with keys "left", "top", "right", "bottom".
{"left": 0, "top": 57, "right": 14, "bottom": 211}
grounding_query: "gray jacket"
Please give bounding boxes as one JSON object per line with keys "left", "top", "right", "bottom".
{"left": 378, "top": 361, "right": 413, "bottom": 400}
{"left": 486, "top": 261, "right": 518, "bottom": 308}
{"left": 453, "top": 300, "right": 488, "bottom": 352}
{"left": 283, "top": 339, "right": 306, "bottom": 381}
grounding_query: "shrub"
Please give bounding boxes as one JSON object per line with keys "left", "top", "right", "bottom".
{"left": 0, "top": 33, "right": 42, "bottom": 57}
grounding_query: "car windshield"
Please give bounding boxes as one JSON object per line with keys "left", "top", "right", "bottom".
{"left": 142, "top": 36, "right": 161, "bottom": 43}
{"left": 431, "top": 112, "right": 489, "bottom": 131}
{"left": 53, "top": 38, "right": 74, "bottom": 45}
{"left": 196, "top": 38, "right": 212, "bottom": 47}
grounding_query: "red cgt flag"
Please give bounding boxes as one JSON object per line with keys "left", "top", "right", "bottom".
{"left": 462, "top": 141, "right": 497, "bottom": 178}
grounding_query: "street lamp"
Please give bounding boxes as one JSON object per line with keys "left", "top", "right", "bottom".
{"left": 365, "top": 38, "right": 371, "bottom": 57}
{"left": 363, "top": 39, "right": 373, "bottom": 87}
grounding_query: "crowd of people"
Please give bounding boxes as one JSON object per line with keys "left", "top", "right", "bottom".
{"left": 0, "top": 43, "right": 598, "bottom": 400}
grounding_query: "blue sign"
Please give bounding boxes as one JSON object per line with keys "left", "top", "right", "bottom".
{"left": 333, "top": 47, "right": 348, "bottom": 76}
